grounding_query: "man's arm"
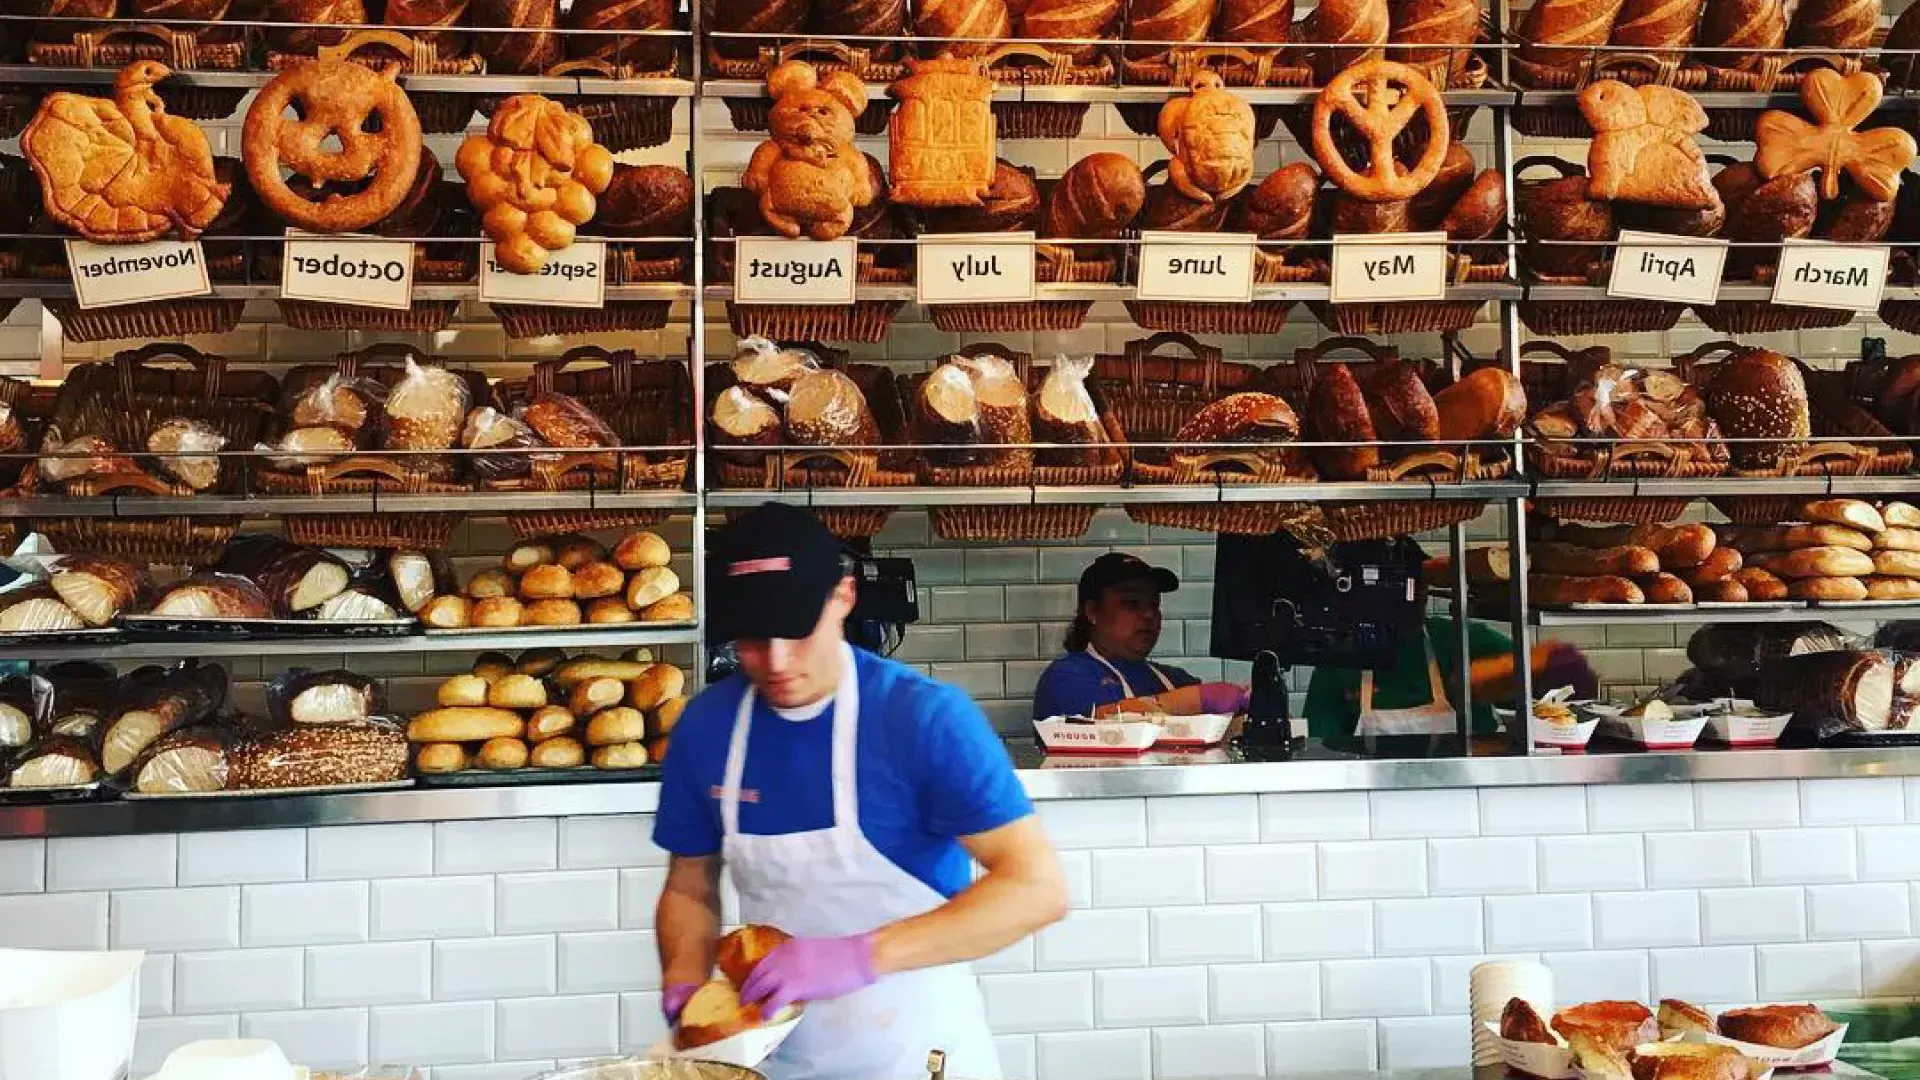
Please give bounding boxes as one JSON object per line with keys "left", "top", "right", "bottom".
{"left": 656, "top": 854, "right": 724, "bottom": 990}
{"left": 868, "top": 814, "right": 1067, "bottom": 975}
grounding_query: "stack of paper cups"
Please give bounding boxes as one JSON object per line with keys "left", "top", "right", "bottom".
{"left": 1470, "top": 960, "right": 1553, "bottom": 1066}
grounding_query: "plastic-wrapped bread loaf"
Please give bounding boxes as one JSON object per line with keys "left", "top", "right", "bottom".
{"left": 0, "top": 585, "right": 84, "bottom": 633}
{"left": 382, "top": 357, "right": 472, "bottom": 454}
{"left": 461, "top": 406, "right": 543, "bottom": 481}
{"left": 712, "top": 386, "right": 782, "bottom": 463}
{"left": 786, "top": 369, "right": 879, "bottom": 447}
{"left": 1760, "top": 649, "right": 1897, "bottom": 738}
{"left": 950, "top": 352, "right": 1032, "bottom": 465}
{"left": 9, "top": 736, "right": 101, "bottom": 788}
{"left": 151, "top": 573, "right": 275, "bottom": 620}
{"left": 523, "top": 392, "right": 619, "bottom": 450}
{"left": 259, "top": 426, "right": 358, "bottom": 469}
{"left": 101, "top": 662, "right": 228, "bottom": 776}
{"left": 1033, "top": 356, "right": 1107, "bottom": 467}
{"left": 50, "top": 555, "right": 148, "bottom": 627}
{"left": 916, "top": 364, "right": 983, "bottom": 465}
{"left": 731, "top": 338, "right": 816, "bottom": 398}
{"left": 214, "top": 536, "right": 351, "bottom": 616}
{"left": 132, "top": 725, "right": 232, "bottom": 794}
{"left": 227, "top": 720, "right": 410, "bottom": 789}
{"left": 147, "top": 418, "right": 228, "bottom": 492}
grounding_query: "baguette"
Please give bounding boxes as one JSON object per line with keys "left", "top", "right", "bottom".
{"left": 550, "top": 658, "right": 654, "bottom": 688}
{"left": 1731, "top": 567, "right": 1790, "bottom": 601}
{"left": 1873, "top": 550, "right": 1920, "bottom": 579}
{"left": 414, "top": 743, "right": 470, "bottom": 773}
{"left": 407, "top": 707, "right": 524, "bottom": 743}
{"left": 569, "top": 677, "right": 627, "bottom": 716}
{"left": 1875, "top": 527, "right": 1920, "bottom": 553}
{"left": 438, "top": 674, "right": 491, "bottom": 707}
{"left": 1693, "top": 579, "right": 1750, "bottom": 603}
{"left": 1530, "top": 542, "right": 1661, "bottom": 577}
{"left": 1752, "top": 546, "right": 1877, "bottom": 579}
{"left": 1531, "top": 574, "right": 1646, "bottom": 605}
{"left": 531, "top": 736, "right": 586, "bottom": 768}
{"left": 1802, "top": 498, "right": 1885, "bottom": 534}
{"left": 527, "top": 705, "right": 577, "bottom": 742}
{"left": 1549, "top": 523, "right": 1715, "bottom": 567}
{"left": 477, "top": 736, "right": 530, "bottom": 770}
{"left": 1739, "top": 524, "right": 1874, "bottom": 553}
{"left": 1677, "top": 546, "right": 1742, "bottom": 585}
{"left": 1788, "top": 576, "right": 1869, "bottom": 601}
{"left": 1866, "top": 576, "right": 1920, "bottom": 600}
{"left": 1884, "top": 502, "right": 1920, "bottom": 529}
{"left": 1636, "top": 573, "right": 1694, "bottom": 604}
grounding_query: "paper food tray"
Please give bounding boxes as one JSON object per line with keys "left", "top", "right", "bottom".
{"left": 1582, "top": 706, "right": 1710, "bottom": 750}
{"left": 647, "top": 1007, "right": 803, "bottom": 1069}
{"left": 1687, "top": 1020, "right": 1848, "bottom": 1069}
{"left": 1701, "top": 711, "right": 1793, "bottom": 748}
{"left": 1153, "top": 712, "right": 1233, "bottom": 748}
{"left": 1493, "top": 703, "right": 1599, "bottom": 751}
{"left": 0, "top": 947, "right": 143, "bottom": 1080}
{"left": 1480, "top": 1022, "right": 1575, "bottom": 1080}
{"left": 1034, "top": 717, "right": 1161, "bottom": 754}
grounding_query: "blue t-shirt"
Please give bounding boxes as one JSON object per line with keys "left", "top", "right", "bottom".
{"left": 652, "top": 647, "right": 1034, "bottom": 897}
{"left": 1030, "top": 650, "right": 1200, "bottom": 720}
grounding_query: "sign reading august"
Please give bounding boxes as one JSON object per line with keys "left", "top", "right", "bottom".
{"left": 734, "top": 237, "right": 858, "bottom": 304}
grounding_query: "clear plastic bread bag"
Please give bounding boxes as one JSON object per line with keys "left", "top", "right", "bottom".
{"left": 731, "top": 336, "right": 819, "bottom": 403}
{"left": 257, "top": 426, "right": 359, "bottom": 469}
{"left": 148, "top": 418, "right": 228, "bottom": 491}
{"left": 383, "top": 357, "right": 471, "bottom": 452}
{"left": 287, "top": 372, "right": 383, "bottom": 432}
{"left": 461, "top": 406, "right": 542, "bottom": 481}
{"left": 266, "top": 667, "right": 383, "bottom": 727}
{"left": 132, "top": 723, "right": 234, "bottom": 794}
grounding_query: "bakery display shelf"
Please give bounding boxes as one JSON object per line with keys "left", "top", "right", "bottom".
{"left": 117, "top": 615, "right": 416, "bottom": 639}
{"left": 1532, "top": 475, "right": 1919, "bottom": 498}
{"left": 415, "top": 765, "right": 661, "bottom": 787}
{"left": 703, "top": 282, "right": 1522, "bottom": 302}
{"left": 0, "top": 490, "right": 698, "bottom": 519}
{"left": 422, "top": 621, "right": 695, "bottom": 638}
{"left": 0, "top": 63, "right": 697, "bottom": 98}
{"left": 119, "top": 779, "right": 414, "bottom": 800}
{"left": 1521, "top": 282, "right": 1875, "bottom": 302}
{"left": 1509, "top": 88, "right": 1906, "bottom": 111}
{"left": 0, "top": 281, "right": 696, "bottom": 301}
{"left": 1530, "top": 601, "right": 1920, "bottom": 626}
{"left": 705, "top": 480, "right": 1529, "bottom": 509}
{"left": 0, "top": 624, "right": 702, "bottom": 661}
{"left": 698, "top": 77, "right": 1515, "bottom": 107}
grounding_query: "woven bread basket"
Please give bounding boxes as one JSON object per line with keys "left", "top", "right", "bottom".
{"left": 32, "top": 25, "right": 249, "bottom": 119}
{"left": 1514, "top": 157, "right": 1686, "bottom": 335}
{"left": 267, "top": 30, "right": 486, "bottom": 132}
{"left": 489, "top": 347, "right": 692, "bottom": 493}
{"left": 981, "top": 42, "right": 1111, "bottom": 140}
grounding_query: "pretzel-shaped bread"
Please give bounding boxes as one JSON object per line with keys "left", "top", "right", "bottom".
{"left": 1311, "top": 59, "right": 1450, "bottom": 203}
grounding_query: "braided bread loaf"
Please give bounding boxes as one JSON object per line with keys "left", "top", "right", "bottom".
{"left": 1786, "top": 0, "right": 1874, "bottom": 49}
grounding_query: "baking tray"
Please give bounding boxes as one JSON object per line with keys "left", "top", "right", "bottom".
{"left": 120, "top": 615, "right": 418, "bottom": 639}
{"left": 0, "top": 627, "right": 124, "bottom": 646}
{"left": 415, "top": 765, "right": 662, "bottom": 786}
{"left": 422, "top": 622, "right": 695, "bottom": 637}
{"left": 0, "top": 781, "right": 104, "bottom": 803}
{"left": 1819, "top": 730, "right": 1920, "bottom": 747}
{"left": 120, "top": 778, "right": 415, "bottom": 799}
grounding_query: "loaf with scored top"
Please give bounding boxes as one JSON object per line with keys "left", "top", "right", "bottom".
{"left": 565, "top": 0, "right": 675, "bottom": 70}
{"left": 1125, "top": 0, "right": 1214, "bottom": 58}
{"left": 1219, "top": 0, "right": 1294, "bottom": 42}
{"left": 472, "top": 0, "right": 562, "bottom": 73}
{"left": 1517, "top": 0, "right": 1630, "bottom": 72}
{"left": 1786, "top": 0, "right": 1874, "bottom": 49}
{"left": 1300, "top": 0, "right": 1390, "bottom": 81}
{"left": 1696, "top": 0, "right": 1785, "bottom": 69}
{"left": 1388, "top": 0, "right": 1478, "bottom": 76}
{"left": 1041, "top": 153, "right": 1146, "bottom": 239}
{"left": 1023, "top": 0, "right": 1122, "bottom": 58}
{"left": 1608, "top": 0, "right": 1702, "bottom": 51}
{"left": 918, "top": 0, "right": 1012, "bottom": 55}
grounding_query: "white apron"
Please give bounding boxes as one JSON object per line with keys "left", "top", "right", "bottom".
{"left": 720, "top": 644, "right": 1001, "bottom": 1080}
{"left": 1354, "top": 635, "right": 1459, "bottom": 737}
{"left": 1083, "top": 644, "right": 1176, "bottom": 700}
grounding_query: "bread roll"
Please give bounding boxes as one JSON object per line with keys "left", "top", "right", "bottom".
{"left": 519, "top": 564, "right": 575, "bottom": 600}
{"left": 1636, "top": 572, "right": 1694, "bottom": 604}
{"left": 408, "top": 707, "right": 524, "bottom": 743}
{"left": 488, "top": 673, "right": 549, "bottom": 708}
{"left": 415, "top": 743, "right": 470, "bottom": 773}
{"left": 629, "top": 663, "right": 687, "bottom": 711}
{"left": 472, "top": 653, "right": 516, "bottom": 682}
{"left": 593, "top": 741, "right": 652, "bottom": 769}
{"left": 421, "top": 594, "right": 472, "bottom": 628}
{"left": 587, "top": 598, "right": 637, "bottom": 623}
{"left": 504, "top": 541, "right": 556, "bottom": 574}
{"left": 554, "top": 537, "right": 608, "bottom": 570}
{"left": 1867, "top": 577, "right": 1920, "bottom": 600}
{"left": 1876, "top": 528, "right": 1920, "bottom": 553}
{"left": 1040, "top": 153, "right": 1146, "bottom": 240}
{"left": 527, "top": 705, "right": 577, "bottom": 742}
{"left": 643, "top": 593, "right": 696, "bottom": 622}
{"left": 525, "top": 599, "right": 583, "bottom": 626}
{"left": 614, "top": 531, "right": 672, "bottom": 570}
{"left": 587, "top": 706, "right": 649, "bottom": 746}
{"left": 1787, "top": 576, "right": 1870, "bottom": 601}
{"left": 552, "top": 658, "right": 654, "bottom": 687}
{"left": 439, "top": 674, "right": 491, "bottom": 707}
{"left": 477, "top": 737, "right": 530, "bottom": 770}
{"left": 1531, "top": 574, "right": 1646, "bottom": 605}
{"left": 466, "top": 569, "right": 513, "bottom": 600}
{"left": 655, "top": 695, "right": 688, "bottom": 735}
{"left": 627, "top": 566, "right": 681, "bottom": 610}
{"left": 570, "top": 677, "right": 627, "bottom": 716}
{"left": 531, "top": 735, "right": 587, "bottom": 768}
{"left": 519, "top": 648, "right": 569, "bottom": 676}
{"left": 467, "top": 597, "right": 520, "bottom": 627}
{"left": 572, "top": 561, "right": 626, "bottom": 600}
{"left": 1693, "top": 579, "right": 1750, "bottom": 603}
{"left": 1677, "top": 546, "right": 1742, "bottom": 585}
{"left": 1731, "top": 567, "right": 1790, "bottom": 601}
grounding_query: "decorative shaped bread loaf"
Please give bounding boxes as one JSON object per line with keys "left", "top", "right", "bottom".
{"left": 1312, "top": 60, "right": 1450, "bottom": 202}
{"left": 887, "top": 58, "right": 998, "bottom": 208}
{"left": 1157, "top": 73, "right": 1256, "bottom": 204}
{"left": 1754, "top": 70, "right": 1917, "bottom": 201}
{"left": 741, "top": 62, "right": 877, "bottom": 239}
{"left": 1579, "top": 80, "right": 1717, "bottom": 209}
{"left": 457, "top": 95, "right": 615, "bottom": 273}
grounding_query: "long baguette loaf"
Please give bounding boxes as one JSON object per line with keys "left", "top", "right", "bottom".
{"left": 1531, "top": 574, "right": 1646, "bottom": 605}
{"left": 1731, "top": 566, "right": 1790, "bottom": 601}
{"left": 1878, "top": 528, "right": 1920, "bottom": 553}
{"left": 1787, "top": 575, "right": 1869, "bottom": 601}
{"left": 1693, "top": 579, "right": 1750, "bottom": 603}
{"left": 1752, "top": 546, "right": 1877, "bottom": 579}
{"left": 1736, "top": 524, "right": 1874, "bottom": 554}
{"left": 1801, "top": 498, "right": 1885, "bottom": 533}
{"left": 1549, "top": 522, "right": 1716, "bottom": 568}
{"left": 1531, "top": 542, "right": 1661, "bottom": 577}
{"left": 1872, "top": 550, "right": 1920, "bottom": 580}
{"left": 1636, "top": 572, "right": 1694, "bottom": 604}
{"left": 1867, "top": 576, "right": 1920, "bottom": 600}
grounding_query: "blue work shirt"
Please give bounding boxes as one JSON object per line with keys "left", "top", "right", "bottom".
{"left": 652, "top": 647, "right": 1033, "bottom": 897}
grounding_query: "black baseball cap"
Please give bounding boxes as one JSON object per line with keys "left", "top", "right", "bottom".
{"left": 1077, "top": 552, "right": 1180, "bottom": 604}
{"left": 707, "top": 502, "right": 849, "bottom": 644}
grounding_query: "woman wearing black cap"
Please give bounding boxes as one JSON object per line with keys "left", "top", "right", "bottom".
{"left": 1030, "top": 552, "right": 1250, "bottom": 720}
{"left": 651, "top": 503, "right": 1066, "bottom": 1080}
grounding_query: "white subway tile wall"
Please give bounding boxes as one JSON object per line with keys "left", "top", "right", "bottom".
{"left": 12, "top": 780, "right": 1916, "bottom": 1078}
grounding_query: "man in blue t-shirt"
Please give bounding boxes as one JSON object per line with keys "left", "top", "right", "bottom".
{"left": 1030, "top": 552, "right": 1248, "bottom": 720}
{"left": 652, "top": 503, "right": 1066, "bottom": 1080}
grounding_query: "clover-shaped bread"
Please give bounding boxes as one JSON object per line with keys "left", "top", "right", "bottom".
{"left": 1755, "top": 69, "right": 1918, "bottom": 202}
{"left": 456, "top": 95, "right": 616, "bottom": 274}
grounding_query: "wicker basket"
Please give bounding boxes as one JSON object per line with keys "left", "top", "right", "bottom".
{"left": 44, "top": 298, "right": 247, "bottom": 343}
{"left": 711, "top": 189, "right": 912, "bottom": 343}
{"left": 277, "top": 343, "right": 492, "bottom": 484}
{"left": 283, "top": 511, "right": 465, "bottom": 549}
{"left": 547, "top": 57, "right": 680, "bottom": 151}
{"left": 47, "top": 342, "right": 277, "bottom": 497}
{"left": 982, "top": 42, "right": 1111, "bottom": 140}
{"left": 1713, "top": 443, "right": 1891, "bottom": 522}
{"left": 1508, "top": 40, "right": 1708, "bottom": 92}
{"left": 1085, "top": 332, "right": 1326, "bottom": 536}
{"left": 277, "top": 299, "right": 463, "bottom": 333}
{"left": 506, "top": 509, "right": 672, "bottom": 540}
{"left": 489, "top": 347, "right": 692, "bottom": 492}
{"left": 1531, "top": 441, "right": 1726, "bottom": 524}
{"left": 1514, "top": 156, "right": 1687, "bottom": 335}
{"left": 493, "top": 247, "right": 686, "bottom": 338}
{"left": 1321, "top": 450, "right": 1505, "bottom": 541}
{"left": 1121, "top": 42, "right": 1313, "bottom": 91}
{"left": 712, "top": 39, "right": 899, "bottom": 134}
{"left": 34, "top": 515, "right": 239, "bottom": 563}
{"left": 927, "top": 241, "right": 1114, "bottom": 333}
{"left": 32, "top": 25, "right": 249, "bottom": 119}
{"left": 1122, "top": 165, "right": 1315, "bottom": 334}
{"left": 1307, "top": 254, "right": 1507, "bottom": 335}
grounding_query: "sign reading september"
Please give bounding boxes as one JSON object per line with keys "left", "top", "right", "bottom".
{"left": 1606, "top": 229, "right": 1728, "bottom": 305}
{"left": 67, "top": 239, "right": 211, "bottom": 309}
{"left": 1770, "top": 239, "right": 1890, "bottom": 312}
{"left": 734, "top": 237, "right": 858, "bottom": 305}
{"left": 281, "top": 232, "right": 415, "bottom": 310}
{"left": 479, "top": 241, "right": 607, "bottom": 308}
{"left": 1329, "top": 231, "right": 1449, "bottom": 303}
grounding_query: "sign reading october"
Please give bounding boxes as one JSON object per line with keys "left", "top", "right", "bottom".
{"left": 1329, "top": 231, "right": 1448, "bottom": 303}
{"left": 1135, "top": 231, "right": 1256, "bottom": 303}
{"left": 1771, "top": 239, "right": 1890, "bottom": 312}
{"left": 916, "top": 232, "right": 1036, "bottom": 305}
{"left": 734, "top": 237, "right": 858, "bottom": 305}
{"left": 1607, "top": 229, "right": 1728, "bottom": 305}
{"left": 281, "top": 232, "right": 415, "bottom": 310}
{"left": 479, "top": 241, "right": 607, "bottom": 308}
{"left": 67, "top": 239, "right": 211, "bottom": 309}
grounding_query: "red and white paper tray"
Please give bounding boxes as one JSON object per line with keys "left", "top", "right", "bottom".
{"left": 1700, "top": 709, "right": 1793, "bottom": 748}
{"left": 1034, "top": 716, "right": 1163, "bottom": 755}
{"left": 1581, "top": 703, "right": 1711, "bottom": 750}
{"left": 1480, "top": 1021, "right": 1576, "bottom": 1080}
{"left": 1152, "top": 712, "right": 1233, "bottom": 748}
{"left": 1684, "top": 1015, "right": 1847, "bottom": 1070}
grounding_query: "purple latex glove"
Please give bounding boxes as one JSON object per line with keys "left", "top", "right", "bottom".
{"left": 662, "top": 981, "right": 701, "bottom": 1024}
{"left": 1197, "top": 681, "right": 1250, "bottom": 715}
{"left": 739, "top": 933, "right": 879, "bottom": 1016}
{"left": 1539, "top": 643, "right": 1598, "bottom": 700}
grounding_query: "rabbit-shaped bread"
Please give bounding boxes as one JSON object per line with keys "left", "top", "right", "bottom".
{"left": 742, "top": 61, "right": 878, "bottom": 240}
{"left": 1579, "top": 80, "right": 1718, "bottom": 210}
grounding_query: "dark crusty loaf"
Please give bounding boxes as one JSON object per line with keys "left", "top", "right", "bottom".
{"left": 472, "top": 0, "right": 562, "bottom": 73}
{"left": 1126, "top": 0, "right": 1215, "bottom": 58}
{"left": 1519, "top": 174, "right": 1614, "bottom": 277}
{"left": 1219, "top": 0, "right": 1293, "bottom": 42}
{"left": 1023, "top": 0, "right": 1122, "bottom": 59}
{"left": 1307, "top": 363, "right": 1380, "bottom": 479}
{"left": 1608, "top": 0, "right": 1702, "bottom": 50}
{"left": 385, "top": 0, "right": 471, "bottom": 54}
{"left": 1231, "top": 163, "right": 1319, "bottom": 240}
{"left": 1517, "top": 0, "right": 1630, "bottom": 72}
{"left": 1704, "top": 347, "right": 1810, "bottom": 469}
{"left": 1696, "top": 0, "right": 1785, "bottom": 69}
{"left": 1176, "top": 392, "right": 1301, "bottom": 444}
{"left": 917, "top": 0, "right": 1012, "bottom": 55}
{"left": 1299, "top": 0, "right": 1390, "bottom": 81}
{"left": 1388, "top": 0, "right": 1479, "bottom": 76}
{"left": 923, "top": 161, "right": 1041, "bottom": 233}
{"left": 1041, "top": 153, "right": 1146, "bottom": 239}
{"left": 596, "top": 164, "right": 695, "bottom": 254}
{"left": 566, "top": 0, "right": 676, "bottom": 70}
{"left": 710, "top": 0, "right": 807, "bottom": 56}
{"left": 812, "top": 0, "right": 906, "bottom": 51}
{"left": 265, "top": 0, "right": 366, "bottom": 51}
{"left": 1786, "top": 0, "right": 1873, "bottom": 48}
{"left": 228, "top": 721, "right": 409, "bottom": 789}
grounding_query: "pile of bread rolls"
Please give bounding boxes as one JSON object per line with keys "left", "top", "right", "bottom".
{"left": 677, "top": 924, "right": 793, "bottom": 1050}
{"left": 1529, "top": 522, "right": 1749, "bottom": 605}
{"left": 408, "top": 649, "right": 686, "bottom": 773}
{"left": 419, "top": 530, "right": 693, "bottom": 629}
{"left": 1725, "top": 499, "right": 1920, "bottom": 603}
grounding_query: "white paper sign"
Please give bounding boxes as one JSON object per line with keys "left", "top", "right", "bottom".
{"left": 1329, "top": 232, "right": 1449, "bottom": 302}
{"left": 1607, "top": 229, "right": 1728, "bottom": 304}
{"left": 66, "top": 239, "right": 211, "bottom": 309}
{"left": 916, "top": 232, "right": 1036, "bottom": 305}
{"left": 1771, "top": 239, "right": 1890, "bottom": 311}
{"left": 1135, "top": 231, "right": 1256, "bottom": 303}
{"left": 734, "top": 237, "right": 858, "bottom": 305}
{"left": 478, "top": 241, "right": 607, "bottom": 308}
{"left": 281, "top": 233, "right": 415, "bottom": 310}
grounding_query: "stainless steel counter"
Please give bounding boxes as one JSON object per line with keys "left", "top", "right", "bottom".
{"left": 2, "top": 744, "right": 1918, "bottom": 838}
